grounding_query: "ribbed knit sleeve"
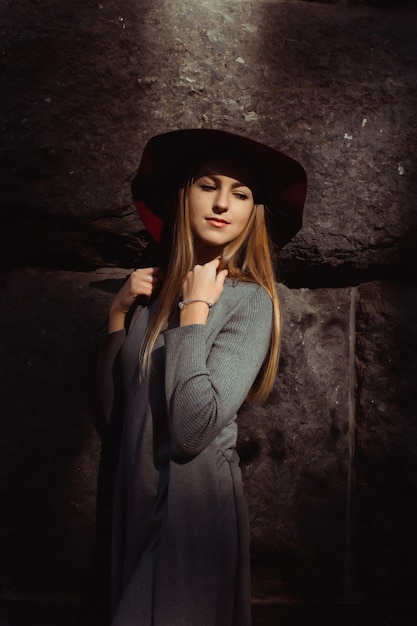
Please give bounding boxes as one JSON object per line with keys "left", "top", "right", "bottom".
{"left": 163, "top": 285, "right": 273, "bottom": 458}
{"left": 97, "top": 329, "right": 126, "bottom": 425}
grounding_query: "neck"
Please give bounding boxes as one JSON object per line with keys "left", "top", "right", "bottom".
{"left": 193, "top": 243, "right": 224, "bottom": 266}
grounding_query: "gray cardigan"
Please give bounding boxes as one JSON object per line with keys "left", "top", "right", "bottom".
{"left": 98, "top": 278, "right": 274, "bottom": 626}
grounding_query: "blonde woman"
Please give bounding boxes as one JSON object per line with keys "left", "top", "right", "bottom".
{"left": 98, "top": 129, "right": 307, "bottom": 626}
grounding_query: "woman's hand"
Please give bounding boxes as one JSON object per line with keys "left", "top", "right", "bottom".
{"left": 108, "top": 267, "right": 161, "bottom": 333}
{"left": 180, "top": 258, "right": 228, "bottom": 326}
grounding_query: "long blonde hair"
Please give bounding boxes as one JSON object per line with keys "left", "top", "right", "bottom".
{"left": 140, "top": 177, "right": 282, "bottom": 402}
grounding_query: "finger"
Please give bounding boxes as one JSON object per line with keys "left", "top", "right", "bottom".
{"left": 152, "top": 267, "right": 162, "bottom": 278}
{"left": 130, "top": 272, "right": 153, "bottom": 297}
{"left": 146, "top": 267, "right": 161, "bottom": 277}
{"left": 216, "top": 268, "right": 228, "bottom": 285}
{"left": 207, "top": 257, "right": 220, "bottom": 270}
{"left": 134, "top": 269, "right": 157, "bottom": 288}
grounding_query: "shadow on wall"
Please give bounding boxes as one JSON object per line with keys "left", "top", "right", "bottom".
{"left": 0, "top": 272, "right": 100, "bottom": 593}
{"left": 0, "top": 0, "right": 153, "bottom": 615}
{"left": 354, "top": 283, "right": 417, "bottom": 602}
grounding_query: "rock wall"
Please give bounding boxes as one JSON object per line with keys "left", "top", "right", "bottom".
{"left": 1, "top": 1, "right": 416, "bottom": 625}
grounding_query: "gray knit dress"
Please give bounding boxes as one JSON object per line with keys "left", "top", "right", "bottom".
{"left": 97, "top": 278, "right": 273, "bottom": 626}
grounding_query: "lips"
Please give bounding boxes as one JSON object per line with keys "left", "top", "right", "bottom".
{"left": 206, "top": 217, "right": 229, "bottom": 228}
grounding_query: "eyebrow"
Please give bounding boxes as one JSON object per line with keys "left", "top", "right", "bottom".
{"left": 197, "top": 172, "right": 252, "bottom": 189}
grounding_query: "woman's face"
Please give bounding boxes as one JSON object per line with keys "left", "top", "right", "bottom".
{"left": 188, "top": 155, "right": 256, "bottom": 263}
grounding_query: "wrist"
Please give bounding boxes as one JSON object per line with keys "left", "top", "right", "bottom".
{"left": 179, "top": 300, "right": 212, "bottom": 327}
{"left": 108, "top": 310, "right": 126, "bottom": 333}
{"left": 108, "top": 301, "right": 128, "bottom": 333}
{"left": 110, "top": 298, "right": 130, "bottom": 316}
{"left": 178, "top": 299, "right": 213, "bottom": 312}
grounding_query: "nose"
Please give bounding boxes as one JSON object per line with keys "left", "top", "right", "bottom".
{"left": 213, "top": 188, "right": 228, "bottom": 214}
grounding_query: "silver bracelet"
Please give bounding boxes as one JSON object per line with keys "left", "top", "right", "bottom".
{"left": 178, "top": 299, "right": 213, "bottom": 311}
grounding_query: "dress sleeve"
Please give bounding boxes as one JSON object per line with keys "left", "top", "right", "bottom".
{"left": 97, "top": 329, "right": 126, "bottom": 425}
{"left": 163, "top": 286, "right": 273, "bottom": 458}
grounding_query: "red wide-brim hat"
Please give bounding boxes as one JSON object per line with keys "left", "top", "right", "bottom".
{"left": 131, "top": 128, "right": 307, "bottom": 249}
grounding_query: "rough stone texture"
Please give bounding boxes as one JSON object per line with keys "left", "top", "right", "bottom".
{"left": 1, "top": 0, "right": 417, "bottom": 624}
{"left": 239, "top": 285, "right": 352, "bottom": 600}
{"left": 1, "top": 0, "right": 417, "bottom": 284}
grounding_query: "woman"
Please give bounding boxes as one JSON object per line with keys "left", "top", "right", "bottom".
{"left": 97, "top": 129, "right": 307, "bottom": 626}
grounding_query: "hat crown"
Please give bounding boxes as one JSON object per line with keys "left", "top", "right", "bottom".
{"left": 132, "top": 128, "right": 307, "bottom": 248}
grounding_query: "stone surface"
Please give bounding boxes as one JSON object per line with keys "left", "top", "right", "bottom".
{"left": 239, "top": 284, "right": 352, "bottom": 599}
{"left": 1, "top": 0, "right": 417, "bottom": 284}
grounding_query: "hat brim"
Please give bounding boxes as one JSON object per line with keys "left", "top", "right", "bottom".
{"left": 131, "top": 128, "right": 307, "bottom": 249}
